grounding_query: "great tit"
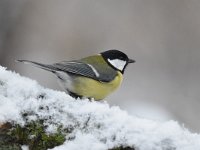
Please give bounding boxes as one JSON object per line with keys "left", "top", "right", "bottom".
{"left": 17, "top": 49, "right": 135, "bottom": 100}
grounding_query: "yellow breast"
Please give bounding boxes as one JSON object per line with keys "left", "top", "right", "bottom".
{"left": 72, "top": 71, "right": 123, "bottom": 100}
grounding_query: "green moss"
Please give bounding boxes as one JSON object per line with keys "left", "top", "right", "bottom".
{"left": 109, "top": 146, "right": 135, "bottom": 150}
{"left": 1, "top": 121, "right": 135, "bottom": 150}
{"left": 0, "top": 123, "right": 21, "bottom": 150}
{"left": 0, "top": 144, "right": 21, "bottom": 150}
{"left": 10, "top": 121, "right": 66, "bottom": 150}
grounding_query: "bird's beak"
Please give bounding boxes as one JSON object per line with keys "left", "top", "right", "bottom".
{"left": 128, "top": 58, "right": 135, "bottom": 63}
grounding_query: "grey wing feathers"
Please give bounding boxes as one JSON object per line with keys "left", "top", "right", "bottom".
{"left": 52, "top": 61, "right": 97, "bottom": 80}
{"left": 53, "top": 61, "right": 117, "bottom": 82}
{"left": 17, "top": 60, "right": 116, "bottom": 82}
{"left": 16, "top": 60, "right": 57, "bottom": 72}
{"left": 17, "top": 60, "right": 98, "bottom": 80}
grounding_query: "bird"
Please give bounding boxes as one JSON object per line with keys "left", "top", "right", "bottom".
{"left": 17, "top": 49, "right": 135, "bottom": 100}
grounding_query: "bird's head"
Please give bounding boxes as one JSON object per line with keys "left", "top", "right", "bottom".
{"left": 101, "top": 49, "right": 135, "bottom": 73}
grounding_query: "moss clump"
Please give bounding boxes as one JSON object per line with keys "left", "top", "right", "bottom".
{"left": 0, "top": 123, "right": 21, "bottom": 150}
{"left": 109, "top": 146, "right": 135, "bottom": 150}
{"left": 0, "top": 144, "right": 21, "bottom": 150}
{"left": 0, "top": 121, "right": 136, "bottom": 150}
{"left": 9, "top": 121, "right": 66, "bottom": 150}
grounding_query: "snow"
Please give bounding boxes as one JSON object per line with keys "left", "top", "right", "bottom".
{"left": 21, "top": 145, "right": 29, "bottom": 150}
{"left": 53, "top": 132, "right": 107, "bottom": 150}
{"left": 0, "top": 65, "right": 200, "bottom": 150}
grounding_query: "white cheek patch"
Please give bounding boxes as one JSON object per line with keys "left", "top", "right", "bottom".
{"left": 108, "top": 59, "right": 126, "bottom": 71}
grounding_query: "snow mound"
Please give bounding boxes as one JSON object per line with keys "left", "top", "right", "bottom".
{"left": 0, "top": 66, "right": 200, "bottom": 150}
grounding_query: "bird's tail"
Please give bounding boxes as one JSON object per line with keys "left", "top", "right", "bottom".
{"left": 16, "top": 60, "right": 57, "bottom": 72}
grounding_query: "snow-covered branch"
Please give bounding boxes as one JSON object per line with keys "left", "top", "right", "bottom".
{"left": 0, "top": 66, "right": 200, "bottom": 150}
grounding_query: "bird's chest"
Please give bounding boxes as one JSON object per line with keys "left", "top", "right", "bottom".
{"left": 72, "top": 71, "right": 123, "bottom": 100}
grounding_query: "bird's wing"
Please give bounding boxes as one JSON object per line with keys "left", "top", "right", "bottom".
{"left": 52, "top": 61, "right": 99, "bottom": 80}
{"left": 17, "top": 56, "right": 117, "bottom": 82}
{"left": 53, "top": 59, "right": 117, "bottom": 82}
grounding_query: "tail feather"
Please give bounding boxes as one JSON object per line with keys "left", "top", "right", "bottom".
{"left": 16, "top": 60, "right": 57, "bottom": 72}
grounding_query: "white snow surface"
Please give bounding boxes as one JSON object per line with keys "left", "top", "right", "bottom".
{"left": 0, "top": 66, "right": 200, "bottom": 150}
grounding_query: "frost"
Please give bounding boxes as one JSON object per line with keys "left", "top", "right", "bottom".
{"left": 0, "top": 66, "right": 200, "bottom": 150}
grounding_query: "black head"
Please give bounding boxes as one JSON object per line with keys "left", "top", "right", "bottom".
{"left": 101, "top": 49, "right": 135, "bottom": 73}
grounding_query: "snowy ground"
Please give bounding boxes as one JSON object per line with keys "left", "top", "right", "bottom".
{"left": 0, "top": 66, "right": 200, "bottom": 150}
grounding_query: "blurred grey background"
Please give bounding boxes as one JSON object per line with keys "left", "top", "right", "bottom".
{"left": 0, "top": 0, "right": 200, "bottom": 132}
